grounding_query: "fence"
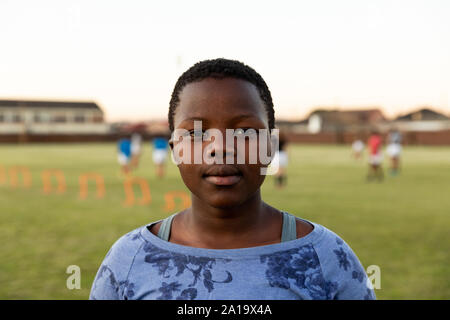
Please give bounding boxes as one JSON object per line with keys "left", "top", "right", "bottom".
{"left": 1, "top": 130, "right": 450, "bottom": 145}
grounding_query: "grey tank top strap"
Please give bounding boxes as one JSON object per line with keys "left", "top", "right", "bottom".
{"left": 157, "top": 211, "right": 297, "bottom": 243}
{"left": 281, "top": 211, "right": 297, "bottom": 242}
{"left": 157, "top": 213, "right": 177, "bottom": 241}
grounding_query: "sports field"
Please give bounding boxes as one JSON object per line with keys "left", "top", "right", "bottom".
{"left": 0, "top": 143, "right": 449, "bottom": 299}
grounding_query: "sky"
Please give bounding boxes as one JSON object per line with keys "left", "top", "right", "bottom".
{"left": 0, "top": 0, "right": 449, "bottom": 122}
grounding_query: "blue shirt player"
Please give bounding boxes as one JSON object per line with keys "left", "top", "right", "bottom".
{"left": 118, "top": 138, "right": 132, "bottom": 174}
{"left": 152, "top": 136, "right": 169, "bottom": 178}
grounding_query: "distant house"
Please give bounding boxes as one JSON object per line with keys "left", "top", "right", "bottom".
{"left": 306, "top": 108, "right": 386, "bottom": 133}
{"left": 146, "top": 120, "right": 170, "bottom": 136}
{"left": 392, "top": 108, "right": 450, "bottom": 132}
{"left": 395, "top": 108, "right": 449, "bottom": 121}
{"left": 110, "top": 120, "right": 170, "bottom": 138}
{"left": 0, "top": 99, "right": 110, "bottom": 134}
{"left": 275, "top": 119, "right": 309, "bottom": 134}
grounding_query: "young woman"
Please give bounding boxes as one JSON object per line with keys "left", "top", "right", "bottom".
{"left": 90, "top": 58, "right": 375, "bottom": 300}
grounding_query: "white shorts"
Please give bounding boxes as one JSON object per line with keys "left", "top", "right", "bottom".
{"left": 153, "top": 149, "right": 168, "bottom": 164}
{"left": 118, "top": 153, "right": 130, "bottom": 165}
{"left": 387, "top": 143, "right": 402, "bottom": 158}
{"left": 352, "top": 141, "right": 364, "bottom": 153}
{"left": 131, "top": 143, "right": 141, "bottom": 155}
{"left": 369, "top": 152, "right": 383, "bottom": 165}
{"left": 272, "top": 151, "right": 288, "bottom": 168}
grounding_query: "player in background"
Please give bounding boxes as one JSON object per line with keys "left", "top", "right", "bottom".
{"left": 272, "top": 132, "right": 288, "bottom": 189}
{"left": 386, "top": 128, "right": 402, "bottom": 176}
{"left": 351, "top": 137, "right": 365, "bottom": 160}
{"left": 130, "top": 132, "right": 143, "bottom": 170}
{"left": 117, "top": 136, "right": 132, "bottom": 176}
{"left": 367, "top": 130, "right": 384, "bottom": 182}
{"left": 152, "top": 136, "right": 169, "bottom": 178}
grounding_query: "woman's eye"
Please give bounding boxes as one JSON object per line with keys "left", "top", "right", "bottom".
{"left": 235, "top": 128, "right": 258, "bottom": 137}
{"left": 235, "top": 128, "right": 245, "bottom": 135}
{"left": 203, "top": 131, "right": 211, "bottom": 139}
{"left": 189, "top": 130, "right": 204, "bottom": 138}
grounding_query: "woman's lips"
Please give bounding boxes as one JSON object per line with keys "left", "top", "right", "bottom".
{"left": 204, "top": 175, "right": 242, "bottom": 186}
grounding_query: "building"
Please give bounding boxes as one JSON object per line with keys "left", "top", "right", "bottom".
{"left": 306, "top": 108, "right": 387, "bottom": 133}
{"left": 395, "top": 108, "right": 449, "bottom": 122}
{"left": 110, "top": 120, "right": 170, "bottom": 137}
{"left": 391, "top": 108, "right": 450, "bottom": 132}
{"left": 0, "top": 99, "right": 110, "bottom": 135}
{"left": 274, "top": 119, "right": 309, "bottom": 134}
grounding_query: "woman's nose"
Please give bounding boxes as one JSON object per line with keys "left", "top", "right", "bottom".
{"left": 203, "top": 131, "right": 235, "bottom": 163}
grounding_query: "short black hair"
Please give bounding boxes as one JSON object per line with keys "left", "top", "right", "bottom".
{"left": 168, "top": 58, "right": 275, "bottom": 132}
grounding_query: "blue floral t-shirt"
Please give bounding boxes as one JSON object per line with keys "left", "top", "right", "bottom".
{"left": 89, "top": 216, "right": 376, "bottom": 300}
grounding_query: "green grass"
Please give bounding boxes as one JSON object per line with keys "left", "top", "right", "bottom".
{"left": 0, "top": 143, "right": 449, "bottom": 299}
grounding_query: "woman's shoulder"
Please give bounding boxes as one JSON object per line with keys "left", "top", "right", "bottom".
{"left": 288, "top": 215, "right": 362, "bottom": 262}
{"left": 91, "top": 226, "right": 150, "bottom": 296}
{"left": 103, "top": 225, "right": 149, "bottom": 262}
{"left": 147, "top": 221, "right": 162, "bottom": 237}
{"left": 294, "top": 217, "right": 315, "bottom": 239}
{"left": 289, "top": 215, "right": 346, "bottom": 247}
{"left": 293, "top": 218, "right": 375, "bottom": 299}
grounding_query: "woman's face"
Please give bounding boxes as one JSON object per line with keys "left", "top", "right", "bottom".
{"left": 171, "top": 77, "right": 272, "bottom": 209}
